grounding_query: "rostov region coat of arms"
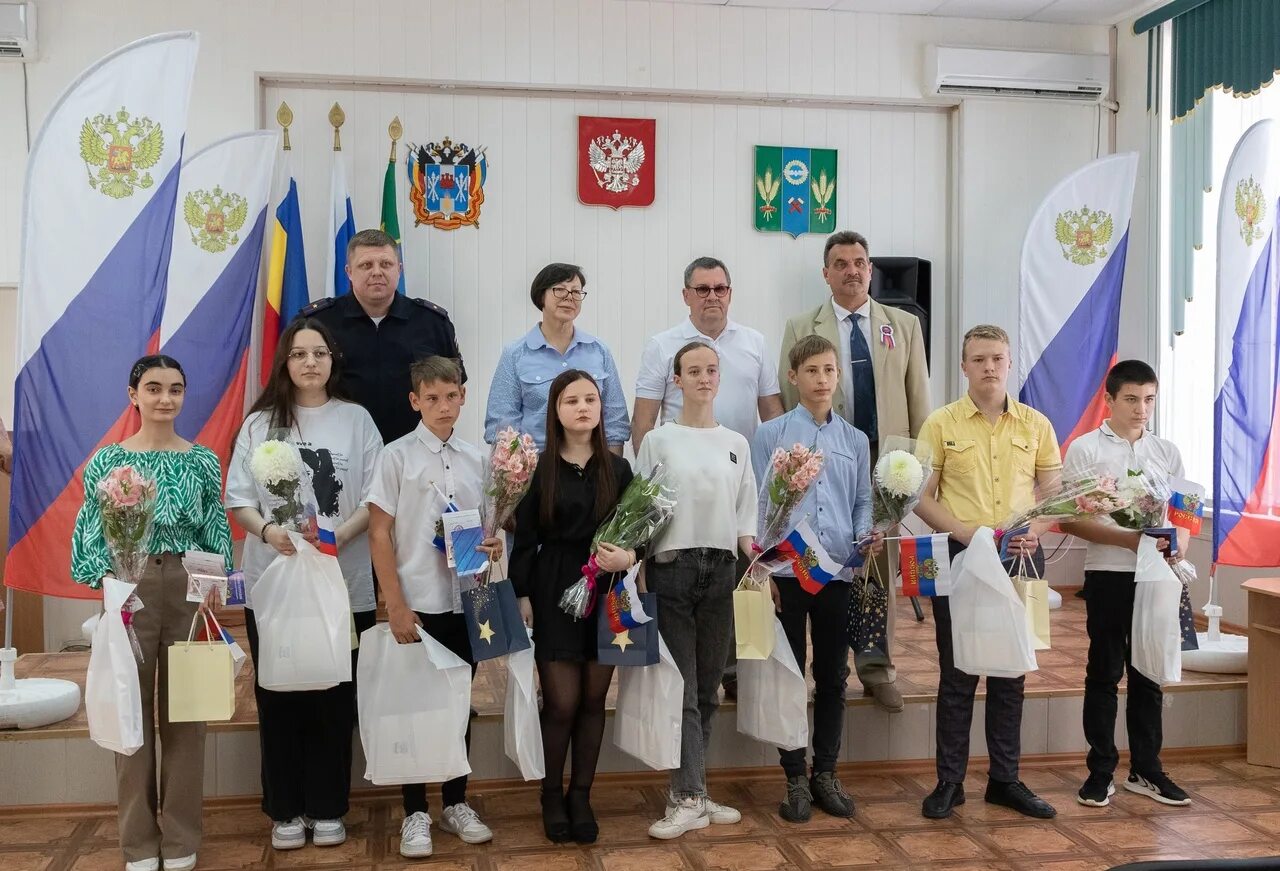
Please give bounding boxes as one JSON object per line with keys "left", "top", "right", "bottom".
{"left": 79, "top": 107, "right": 165, "bottom": 199}
{"left": 407, "top": 137, "right": 489, "bottom": 231}
{"left": 1054, "top": 205, "right": 1114, "bottom": 266}
{"left": 183, "top": 186, "right": 248, "bottom": 254}
{"left": 578, "top": 116, "right": 656, "bottom": 209}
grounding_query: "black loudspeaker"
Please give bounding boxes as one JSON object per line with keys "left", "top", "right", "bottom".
{"left": 869, "top": 257, "right": 932, "bottom": 366}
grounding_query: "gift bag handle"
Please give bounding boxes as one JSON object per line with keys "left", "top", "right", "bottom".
{"left": 1013, "top": 552, "right": 1043, "bottom": 581}
{"left": 185, "top": 607, "right": 221, "bottom": 647}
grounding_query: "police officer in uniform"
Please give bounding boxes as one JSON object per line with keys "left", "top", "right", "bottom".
{"left": 298, "top": 229, "right": 466, "bottom": 443}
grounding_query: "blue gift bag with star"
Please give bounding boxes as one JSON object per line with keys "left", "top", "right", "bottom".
{"left": 461, "top": 579, "right": 531, "bottom": 662}
{"left": 597, "top": 590, "right": 660, "bottom": 667}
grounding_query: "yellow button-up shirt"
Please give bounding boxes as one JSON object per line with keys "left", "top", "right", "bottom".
{"left": 917, "top": 393, "right": 1062, "bottom": 529}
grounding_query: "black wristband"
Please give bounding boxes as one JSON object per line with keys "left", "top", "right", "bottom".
{"left": 260, "top": 521, "right": 275, "bottom": 540}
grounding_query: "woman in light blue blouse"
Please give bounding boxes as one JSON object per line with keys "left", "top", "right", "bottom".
{"left": 484, "top": 263, "right": 630, "bottom": 451}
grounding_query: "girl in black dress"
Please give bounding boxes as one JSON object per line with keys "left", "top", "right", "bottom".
{"left": 510, "top": 370, "right": 636, "bottom": 844}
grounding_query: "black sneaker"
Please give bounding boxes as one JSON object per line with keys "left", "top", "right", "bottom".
{"left": 779, "top": 775, "right": 812, "bottom": 822}
{"left": 1124, "top": 771, "right": 1191, "bottom": 806}
{"left": 984, "top": 780, "right": 1057, "bottom": 819}
{"left": 810, "top": 771, "right": 855, "bottom": 818}
{"left": 1076, "top": 772, "right": 1116, "bottom": 807}
{"left": 922, "top": 781, "right": 965, "bottom": 819}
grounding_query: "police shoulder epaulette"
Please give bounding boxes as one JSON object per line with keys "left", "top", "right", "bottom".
{"left": 298, "top": 296, "right": 339, "bottom": 317}
{"left": 409, "top": 297, "right": 450, "bottom": 318}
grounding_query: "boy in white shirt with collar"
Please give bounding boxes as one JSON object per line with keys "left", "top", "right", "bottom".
{"left": 1060, "top": 360, "right": 1192, "bottom": 810}
{"left": 367, "top": 356, "right": 504, "bottom": 859}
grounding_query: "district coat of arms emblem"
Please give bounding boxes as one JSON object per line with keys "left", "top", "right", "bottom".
{"left": 182, "top": 186, "right": 248, "bottom": 254}
{"left": 1235, "top": 176, "right": 1266, "bottom": 246}
{"left": 407, "top": 137, "right": 489, "bottom": 230}
{"left": 578, "top": 116, "right": 656, "bottom": 209}
{"left": 1054, "top": 205, "right": 1114, "bottom": 266}
{"left": 79, "top": 107, "right": 165, "bottom": 199}
{"left": 753, "top": 145, "right": 837, "bottom": 238}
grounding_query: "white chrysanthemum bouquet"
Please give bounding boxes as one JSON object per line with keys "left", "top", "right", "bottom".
{"left": 249, "top": 431, "right": 318, "bottom": 535}
{"left": 870, "top": 436, "right": 932, "bottom": 531}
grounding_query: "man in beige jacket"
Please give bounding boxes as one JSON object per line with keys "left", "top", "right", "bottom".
{"left": 778, "top": 230, "right": 931, "bottom": 712}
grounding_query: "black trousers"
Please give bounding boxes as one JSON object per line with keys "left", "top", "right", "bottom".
{"left": 775, "top": 578, "right": 852, "bottom": 777}
{"left": 931, "top": 539, "right": 1044, "bottom": 785}
{"left": 402, "top": 611, "right": 478, "bottom": 816}
{"left": 245, "top": 607, "right": 378, "bottom": 822}
{"left": 1082, "top": 570, "right": 1164, "bottom": 778}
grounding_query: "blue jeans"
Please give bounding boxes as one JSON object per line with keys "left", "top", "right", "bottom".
{"left": 647, "top": 547, "right": 736, "bottom": 800}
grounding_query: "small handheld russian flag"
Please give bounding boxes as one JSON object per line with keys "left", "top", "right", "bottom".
{"left": 1167, "top": 478, "right": 1204, "bottom": 535}
{"left": 316, "top": 522, "right": 339, "bottom": 558}
{"left": 775, "top": 520, "right": 845, "bottom": 595}
{"left": 899, "top": 533, "right": 952, "bottom": 596}
{"left": 605, "top": 566, "right": 653, "bottom": 633}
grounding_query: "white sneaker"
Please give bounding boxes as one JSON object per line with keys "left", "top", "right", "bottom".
{"left": 162, "top": 856, "right": 197, "bottom": 871}
{"left": 439, "top": 802, "right": 493, "bottom": 844}
{"left": 307, "top": 817, "right": 346, "bottom": 847}
{"left": 399, "top": 811, "right": 433, "bottom": 858}
{"left": 649, "top": 796, "right": 710, "bottom": 839}
{"left": 666, "top": 795, "right": 741, "bottom": 825}
{"left": 271, "top": 817, "right": 306, "bottom": 850}
{"left": 125, "top": 860, "right": 159, "bottom": 871}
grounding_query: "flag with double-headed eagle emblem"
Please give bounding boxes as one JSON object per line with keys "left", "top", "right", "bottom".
{"left": 578, "top": 116, "right": 655, "bottom": 209}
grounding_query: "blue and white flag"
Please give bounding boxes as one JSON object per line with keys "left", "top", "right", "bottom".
{"left": 325, "top": 151, "right": 356, "bottom": 297}
{"left": 1019, "top": 153, "right": 1139, "bottom": 456}
{"left": 5, "top": 32, "right": 198, "bottom": 600}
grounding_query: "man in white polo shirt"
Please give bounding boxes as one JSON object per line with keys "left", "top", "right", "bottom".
{"left": 1059, "top": 359, "right": 1192, "bottom": 811}
{"left": 633, "top": 255, "right": 783, "bottom": 699}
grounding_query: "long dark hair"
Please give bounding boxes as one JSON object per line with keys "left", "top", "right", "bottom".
{"left": 539, "top": 369, "right": 616, "bottom": 528}
{"left": 246, "top": 318, "right": 347, "bottom": 432}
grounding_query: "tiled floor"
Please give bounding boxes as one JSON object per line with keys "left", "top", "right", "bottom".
{"left": 2, "top": 752, "right": 1280, "bottom": 870}
{"left": 7, "top": 592, "right": 1245, "bottom": 742}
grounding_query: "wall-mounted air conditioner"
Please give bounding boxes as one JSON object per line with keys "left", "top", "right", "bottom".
{"left": 927, "top": 46, "right": 1107, "bottom": 102}
{"left": 0, "top": 2, "right": 36, "bottom": 62}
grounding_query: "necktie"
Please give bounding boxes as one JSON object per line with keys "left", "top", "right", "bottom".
{"left": 849, "top": 313, "right": 878, "bottom": 441}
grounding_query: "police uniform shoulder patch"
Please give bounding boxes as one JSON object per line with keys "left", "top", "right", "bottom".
{"left": 409, "top": 297, "right": 451, "bottom": 318}
{"left": 298, "top": 296, "right": 339, "bottom": 318}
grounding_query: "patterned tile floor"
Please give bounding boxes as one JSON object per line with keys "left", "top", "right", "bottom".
{"left": 6, "top": 592, "right": 1244, "bottom": 742}
{"left": 2, "top": 752, "right": 1280, "bottom": 870}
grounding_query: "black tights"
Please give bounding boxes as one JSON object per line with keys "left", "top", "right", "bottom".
{"left": 537, "top": 659, "right": 614, "bottom": 795}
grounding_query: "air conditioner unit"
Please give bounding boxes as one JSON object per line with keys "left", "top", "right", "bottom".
{"left": 0, "top": 2, "right": 36, "bottom": 62}
{"left": 927, "top": 46, "right": 1107, "bottom": 102}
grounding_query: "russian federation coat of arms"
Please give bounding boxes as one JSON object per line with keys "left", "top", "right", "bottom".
{"left": 79, "top": 107, "right": 165, "bottom": 199}
{"left": 578, "top": 116, "right": 656, "bottom": 209}
{"left": 407, "top": 137, "right": 489, "bottom": 230}
{"left": 1236, "top": 176, "right": 1265, "bottom": 246}
{"left": 183, "top": 186, "right": 248, "bottom": 254}
{"left": 754, "top": 145, "right": 837, "bottom": 238}
{"left": 1054, "top": 205, "right": 1114, "bottom": 266}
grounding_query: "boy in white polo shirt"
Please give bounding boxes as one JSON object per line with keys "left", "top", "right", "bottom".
{"left": 1060, "top": 360, "right": 1192, "bottom": 810}
{"left": 367, "top": 356, "right": 505, "bottom": 859}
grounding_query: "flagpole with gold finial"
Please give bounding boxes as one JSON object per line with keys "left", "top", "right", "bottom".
{"left": 329, "top": 102, "right": 345, "bottom": 152}
{"left": 388, "top": 115, "right": 402, "bottom": 163}
{"left": 277, "top": 101, "right": 293, "bottom": 151}
{"left": 382, "top": 115, "right": 406, "bottom": 294}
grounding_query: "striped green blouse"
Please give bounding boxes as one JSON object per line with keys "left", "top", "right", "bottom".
{"left": 71, "top": 443, "right": 234, "bottom": 587}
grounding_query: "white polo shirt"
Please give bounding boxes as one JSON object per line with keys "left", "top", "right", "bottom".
{"left": 1062, "top": 422, "right": 1186, "bottom": 572}
{"left": 365, "top": 422, "right": 485, "bottom": 614}
{"left": 634, "top": 317, "right": 781, "bottom": 441}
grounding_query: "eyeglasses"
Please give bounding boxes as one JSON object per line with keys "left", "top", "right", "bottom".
{"left": 287, "top": 349, "right": 332, "bottom": 362}
{"left": 688, "top": 284, "right": 731, "bottom": 299}
{"left": 550, "top": 287, "right": 588, "bottom": 301}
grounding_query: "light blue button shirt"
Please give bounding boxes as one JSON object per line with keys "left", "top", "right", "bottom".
{"left": 750, "top": 404, "right": 872, "bottom": 579}
{"left": 484, "top": 324, "right": 631, "bottom": 448}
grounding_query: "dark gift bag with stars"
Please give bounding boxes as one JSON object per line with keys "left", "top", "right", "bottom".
{"left": 461, "top": 579, "right": 531, "bottom": 662}
{"left": 847, "top": 571, "right": 890, "bottom": 666}
{"left": 597, "top": 591, "right": 660, "bottom": 667}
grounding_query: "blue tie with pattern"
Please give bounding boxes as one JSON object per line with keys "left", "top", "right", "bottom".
{"left": 849, "top": 313, "right": 878, "bottom": 441}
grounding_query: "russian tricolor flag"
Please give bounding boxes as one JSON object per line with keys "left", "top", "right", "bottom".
{"left": 259, "top": 169, "right": 309, "bottom": 386}
{"left": 1213, "top": 119, "right": 1280, "bottom": 567}
{"left": 1018, "top": 153, "right": 1139, "bottom": 455}
{"left": 605, "top": 566, "right": 652, "bottom": 633}
{"left": 899, "top": 533, "right": 952, "bottom": 597}
{"left": 316, "top": 523, "right": 339, "bottom": 559}
{"left": 775, "top": 520, "right": 844, "bottom": 595}
{"left": 325, "top": 146, "right": 356, "bottom": 298}
{"left": 5, "top": 33, "right": 198, "bottom": 600}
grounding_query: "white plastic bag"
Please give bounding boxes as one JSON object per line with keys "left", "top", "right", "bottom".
{"left": 614, "top": 634, "right": 683, "bottom": 770}
{"left": 737, "top": 616, "right": 809, "bottom": 750}
{"left": 85, "top": 577, "right": 144, "bottom": 755}
{"left": 949, "top": 527, "right": 1038, "bottom": 679}
{"left": 1133, "top": 536, "right": 1182, "bottom": 684}
{"left": 504, "top": 629, "right": 545, "bottom": 781}
{"left": 357, "top": 624, "right": 472, "bottom": 785}
{"left": 249, "top": 532, "right": 352, "bottom": 691}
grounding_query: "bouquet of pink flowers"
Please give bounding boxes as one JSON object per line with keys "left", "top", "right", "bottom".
{"left": 1111, "top": 469, "right": 1171, "bottom": 530}
{"left": 996, "top": 468, "right": 1133, "bottom": 545}
{"left": 756, "top": 443, "right": 825, "bottom": 552}
{"left": 97, "top": 465, "right": 157, "bottom": 661}
{"left": 481, "top": 426, "right": 540, "bottom": 537}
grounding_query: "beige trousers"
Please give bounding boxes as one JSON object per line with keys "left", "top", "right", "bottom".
{"left": 116, "top": 553, "right": 206, "bottom": 864}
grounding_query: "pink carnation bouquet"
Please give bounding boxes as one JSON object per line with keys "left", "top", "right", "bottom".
{"left": 756, "top": 443, "right": 825, "bottom": 554}
{"left": 473, "top": 427, "right": 539, "bottom": 605}
{"left": 996, "top": 468, "right": 1133, "bottom": 547}
{"left": 97, "top": 465, "right": 157, "bottom": 661}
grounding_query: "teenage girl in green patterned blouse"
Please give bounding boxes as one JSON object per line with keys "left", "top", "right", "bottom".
{"left": 70, "top": 354, "right": 233, "bottom": 871}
